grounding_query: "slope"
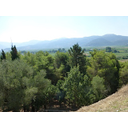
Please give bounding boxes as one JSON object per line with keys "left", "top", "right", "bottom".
{"left": 77, "top": 85, "right": 128, "bottom": 112}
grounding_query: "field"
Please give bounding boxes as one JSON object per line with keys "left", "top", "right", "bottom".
{"left": 20, "top": 46, "right": 128, "bottom": 60}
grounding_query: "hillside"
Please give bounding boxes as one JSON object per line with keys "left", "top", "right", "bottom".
{"left": 77, "top": 85, "right": 128, "bottom": 112}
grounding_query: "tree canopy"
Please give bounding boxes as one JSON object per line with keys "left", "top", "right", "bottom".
{"left": 0, "top": 44, "right": 124, "bottom": 111}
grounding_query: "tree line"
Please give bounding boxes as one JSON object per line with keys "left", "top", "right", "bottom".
{"left": 0, "top": 44, "right": 127, "bottom": 111}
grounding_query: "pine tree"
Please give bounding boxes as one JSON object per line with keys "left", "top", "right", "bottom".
{"left": 68, "top": 43, "right": 86, "bottom": 75}
{"left": 63, "top": 66, "right": 89, "bottom": 107}
{"left": 87, "top": 50, "right": 120, "bottom": 95}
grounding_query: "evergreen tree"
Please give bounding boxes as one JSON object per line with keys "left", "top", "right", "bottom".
{"left": 10, "top": 45, "right": 19, "bottom": 60}
{"left": 1, "top": 49, "right": 6, "bottom": 60}
{"left": 68, "top": 43, "right": 86, "bottom": 75}
{"left": 62, "top": 66, "right": 89, "bottom": 108}
{"left": 87, "top": 50, "right": 120, "bottom": 95}
{"left": 119, "top": 61, "right": 128, "bottom": 86}
{"left": 54, "top": 51, "right": 70, "bottom": 78}
{"left": 91, "top": 75, "right": 106, "bottom": 102}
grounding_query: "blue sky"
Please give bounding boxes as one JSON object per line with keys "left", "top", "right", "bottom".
{"left": 0, "top": 16, "right": 128, "bottom": 43}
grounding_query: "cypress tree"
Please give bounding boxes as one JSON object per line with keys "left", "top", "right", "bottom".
{"left": 11, "top": 45, "right": 19, "bottom": 60}
{"left": 1, "top": 49, "right": 6, "bottom": 61}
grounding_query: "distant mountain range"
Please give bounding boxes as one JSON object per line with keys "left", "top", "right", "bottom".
{"left": 1, "top": 34, "right": 128, "bottom": 51}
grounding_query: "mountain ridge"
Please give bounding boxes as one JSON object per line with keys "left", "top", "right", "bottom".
{"left": 1, "top": 34, "right": 128, "bottom": 51}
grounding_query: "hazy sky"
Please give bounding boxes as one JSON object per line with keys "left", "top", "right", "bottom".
{"left": 0, "top": 16, "right": 128, "bottom": 43}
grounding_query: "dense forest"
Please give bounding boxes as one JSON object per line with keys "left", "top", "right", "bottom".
{"left": 0, "top": 44, "right": 128, "bottom": 112}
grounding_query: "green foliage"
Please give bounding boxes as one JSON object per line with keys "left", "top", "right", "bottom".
{"left": 68, "top": 43, "right": 86, "bottom": 75}
{"left": 0, "top": 59, "right": 34, "bottom": 111}
{"left": 0, "top": 59, "right": 54, "bottom": 111}
{"left": 63, "top": 66, "right": 89, "bottom": 107}
{"left": 91, "top": 76, "right": 106, "bottom": 102}
{"left": 41, "top": 84, "right": 58, "bottom": 107}
{"left": 30, "top": 70, "right": 54, "bottom": 111}
{"left": 0, "top": 44, "right": 126, "bottom": 111}
{"left": 5, "top": 52, "right": 12, "bottom": 61}
{"left": 1, "top": 50, "right": 6, "bottom": 61}
{"left": 57, "top": 48, "right": 66, "bottom": 52}
{"left": 119, "top": 61, "right": 128, "bottom": 86}
{"left": 87, "top": 50, "right": 120, "bottom": 95}
{"left": 106, "top": 47, "right": 112, "bottom": 52}
{"left": 21, "top": 51, "right": 57, "bottom": 84}
{"left": 10, "top": 45, "right": 19, "bottom": 60}
{"left": 54, "top": 51, "right": 70, "bottom": 78}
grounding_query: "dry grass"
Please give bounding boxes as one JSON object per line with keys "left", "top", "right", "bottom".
{"left": 77, "top": 85, "right": 128, "bottom": 112}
